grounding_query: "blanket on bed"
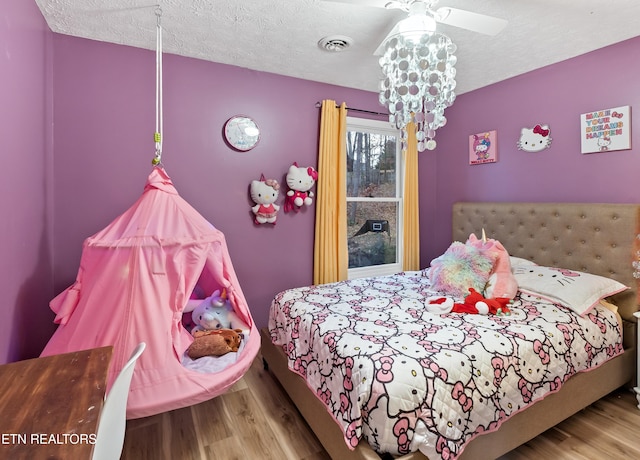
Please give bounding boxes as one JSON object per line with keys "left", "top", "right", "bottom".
{"left": 268, "top": 272, "right": 623, "bottom": 459}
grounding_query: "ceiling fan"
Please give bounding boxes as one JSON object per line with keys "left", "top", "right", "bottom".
{"left": 323, "top": 1, "right": 507, "bottom": 151}
{"left": 325, "top": 0, "right": 507, "bottom": 54}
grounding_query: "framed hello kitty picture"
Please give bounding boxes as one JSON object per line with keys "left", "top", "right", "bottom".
{"left": 580, "top": 105, "right": 631, "bottom": 154}
{"left": 469, "top": 130, "right": 497, "bottom": 165}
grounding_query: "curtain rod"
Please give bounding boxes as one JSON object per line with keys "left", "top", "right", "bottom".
{"left": 314, "top": 102, "right": 388, "bottom": 117}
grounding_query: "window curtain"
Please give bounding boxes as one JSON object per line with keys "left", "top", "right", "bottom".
{"left": 403, "top": 122, "right": 420, "bottom": 271}
{"left": 313, "top": 100, "right": 348, "bottom": 285}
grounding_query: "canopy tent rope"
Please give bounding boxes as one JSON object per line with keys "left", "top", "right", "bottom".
{"left": 40, "top": 5, "right": 260, "bottom": 419}
{"left": 152, "top": 6, "right": 164, "bottom": 167}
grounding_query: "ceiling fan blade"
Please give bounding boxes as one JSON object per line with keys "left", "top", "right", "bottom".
{"left": 435, "top": 7, "right": 507, "bottom": 36}
{"left": 322, "top": 0, "right": 389, "bottom": 8}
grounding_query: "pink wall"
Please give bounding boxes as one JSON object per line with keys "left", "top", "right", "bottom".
{"left": 0, "top": 0, "right": 55, "bottom": 362}
{"left": 51, "top": 34, "right": 382, "bottom": 331}
{"left": 420, "top": 36, "right": 640, "bottom": 266}
{"left": 7, "top": 5, "right": 640, "bottom": 359}
{"left": 49, "top": 32, "right": 640, "bottom": 335}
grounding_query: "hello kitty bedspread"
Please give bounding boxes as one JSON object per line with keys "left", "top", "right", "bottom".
{"left": 268, "top": 272, "right": 623, "bottom": 459}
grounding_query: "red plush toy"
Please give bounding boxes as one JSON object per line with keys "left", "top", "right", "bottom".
{"left": 452, "top": 288, "right": 511, "bottom": 315}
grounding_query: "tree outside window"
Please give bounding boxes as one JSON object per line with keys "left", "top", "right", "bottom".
{"left": 346, "top": 117, "right": 403, "bottom": 279}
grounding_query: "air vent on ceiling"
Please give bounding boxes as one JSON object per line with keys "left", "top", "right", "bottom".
{"left": 318, "top": 35, "right": 354, "bottom": 52}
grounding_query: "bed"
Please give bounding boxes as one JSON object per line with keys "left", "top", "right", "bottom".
{"left": 261, "top": 202, "right": 638, "bottom": 459}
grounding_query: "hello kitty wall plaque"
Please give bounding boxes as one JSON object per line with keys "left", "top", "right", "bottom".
{"left": 469, "top": 130, "right": 497, "bottom": 165}
{"left": 580, "top": 105, "right": 631, "bottom": 154}
{"left": 517, "top": 124, "right": 552, "bottom": 152}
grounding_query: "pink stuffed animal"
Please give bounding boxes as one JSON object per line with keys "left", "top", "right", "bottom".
{"left": 284, "top": 163, "right": 317, "bottom": 213}
{"left": 466, "top": 231, "right": 518, "bottom": 300}
{"left": 250, "top": 175, "right": 280, "bottom": 225}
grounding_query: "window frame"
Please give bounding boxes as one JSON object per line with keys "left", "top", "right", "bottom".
{"left": 345, "top": 116, "right": 403, "bottom": 280}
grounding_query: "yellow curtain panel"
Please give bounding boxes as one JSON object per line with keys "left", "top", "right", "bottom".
{"left": 314, "top": 102, "right": 420, "bottom": 282}
{"left": 403, "top": 122, "right": 420, "bottom": 271}
{"left": 313, "top": 100, "right": 348, "bottom": 284}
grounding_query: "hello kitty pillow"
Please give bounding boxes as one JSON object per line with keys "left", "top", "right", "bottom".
{"left": 513, "top": 265, "right": 628, "bottom": 315}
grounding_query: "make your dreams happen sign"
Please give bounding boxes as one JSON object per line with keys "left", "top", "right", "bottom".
{"left": 580, "top": 105, "right": 631, "bottom": 154}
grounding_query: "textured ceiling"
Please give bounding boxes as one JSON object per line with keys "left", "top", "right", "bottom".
{"left": 35, "top": 0, "right": 640, "bottom": 95}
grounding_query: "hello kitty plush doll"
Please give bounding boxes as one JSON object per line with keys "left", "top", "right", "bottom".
{"left": 517, "top": 124, "right": 552, "bottom": 152}
{"left": 250, "top": 175, "right": 280, "bottom": 225}
{"left": 284, "top": 162, "right": 318, "bottom": 213}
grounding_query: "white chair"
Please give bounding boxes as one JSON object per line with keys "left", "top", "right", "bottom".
{"left": 92, "top": 342, "right": 146, "bottom": 460}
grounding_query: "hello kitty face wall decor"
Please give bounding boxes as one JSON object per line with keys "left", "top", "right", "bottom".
{"left": 517, "top": 124, "right": 552, "bottom": 152}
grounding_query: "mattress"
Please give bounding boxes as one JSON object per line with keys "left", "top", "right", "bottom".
{"left": 268, "top": 271, "right": 623, "bottom": 459}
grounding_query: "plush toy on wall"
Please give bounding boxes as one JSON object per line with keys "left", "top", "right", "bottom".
{"left": 284, "top": 162, "right": 318, "bottom": 213}
{"left": 187, "top": 289, "right": 245, "bottom": 333}
{"left": 250, "top": 174, "right": 280, "bottom": 225}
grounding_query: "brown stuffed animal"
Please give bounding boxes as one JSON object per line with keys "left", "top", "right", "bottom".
{"left": 187, "top": 328, "right": 243, "bottom": 359}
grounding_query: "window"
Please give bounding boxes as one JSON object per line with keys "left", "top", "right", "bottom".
{"left": 346, "top": 117, "right": 403, "bottom": 279}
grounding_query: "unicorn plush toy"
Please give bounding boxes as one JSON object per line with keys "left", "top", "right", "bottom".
{"left": 185, "top": 289, "right": 246, "bottom": 333}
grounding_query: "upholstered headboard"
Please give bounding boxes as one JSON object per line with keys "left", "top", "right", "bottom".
{"left": 452, "top": 202, "right": 640, "bottom": 322}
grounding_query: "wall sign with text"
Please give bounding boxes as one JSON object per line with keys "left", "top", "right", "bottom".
{"left": 580, "top": 105, "right": 631, "bottom": 154}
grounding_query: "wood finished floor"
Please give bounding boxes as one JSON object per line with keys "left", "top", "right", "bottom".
{"left": 121, "top": 353, "right": 640, "bottom": 460}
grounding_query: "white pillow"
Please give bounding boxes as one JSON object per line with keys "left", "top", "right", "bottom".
{"left": 509, "top": 256, "right": 537, "bottom": 269}
{"left": 513, "top": 265, "right": 628, "bottom": 316}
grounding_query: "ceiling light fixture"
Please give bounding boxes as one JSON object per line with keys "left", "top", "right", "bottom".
{"left": 378, "top": 1, "right": 457, "bottom": 151}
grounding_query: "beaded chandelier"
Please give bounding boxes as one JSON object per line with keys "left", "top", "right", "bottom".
{"left": 378, "top": 1, "right": 457, "bottom": 151}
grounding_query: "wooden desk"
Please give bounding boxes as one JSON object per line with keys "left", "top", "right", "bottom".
{"left": 0, "top": 346, "right": 113, "bottom": 460}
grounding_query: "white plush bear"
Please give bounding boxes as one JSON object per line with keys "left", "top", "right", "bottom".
{"left": 284, "top": 163, "right": 317, "bottom": 212}
{"left": 250, "top": 176, "right": 280, "bottom": 225}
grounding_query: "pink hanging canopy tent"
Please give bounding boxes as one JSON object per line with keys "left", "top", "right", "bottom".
{"left": 41, "top": 167, "right": 260, "bottom": 419}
